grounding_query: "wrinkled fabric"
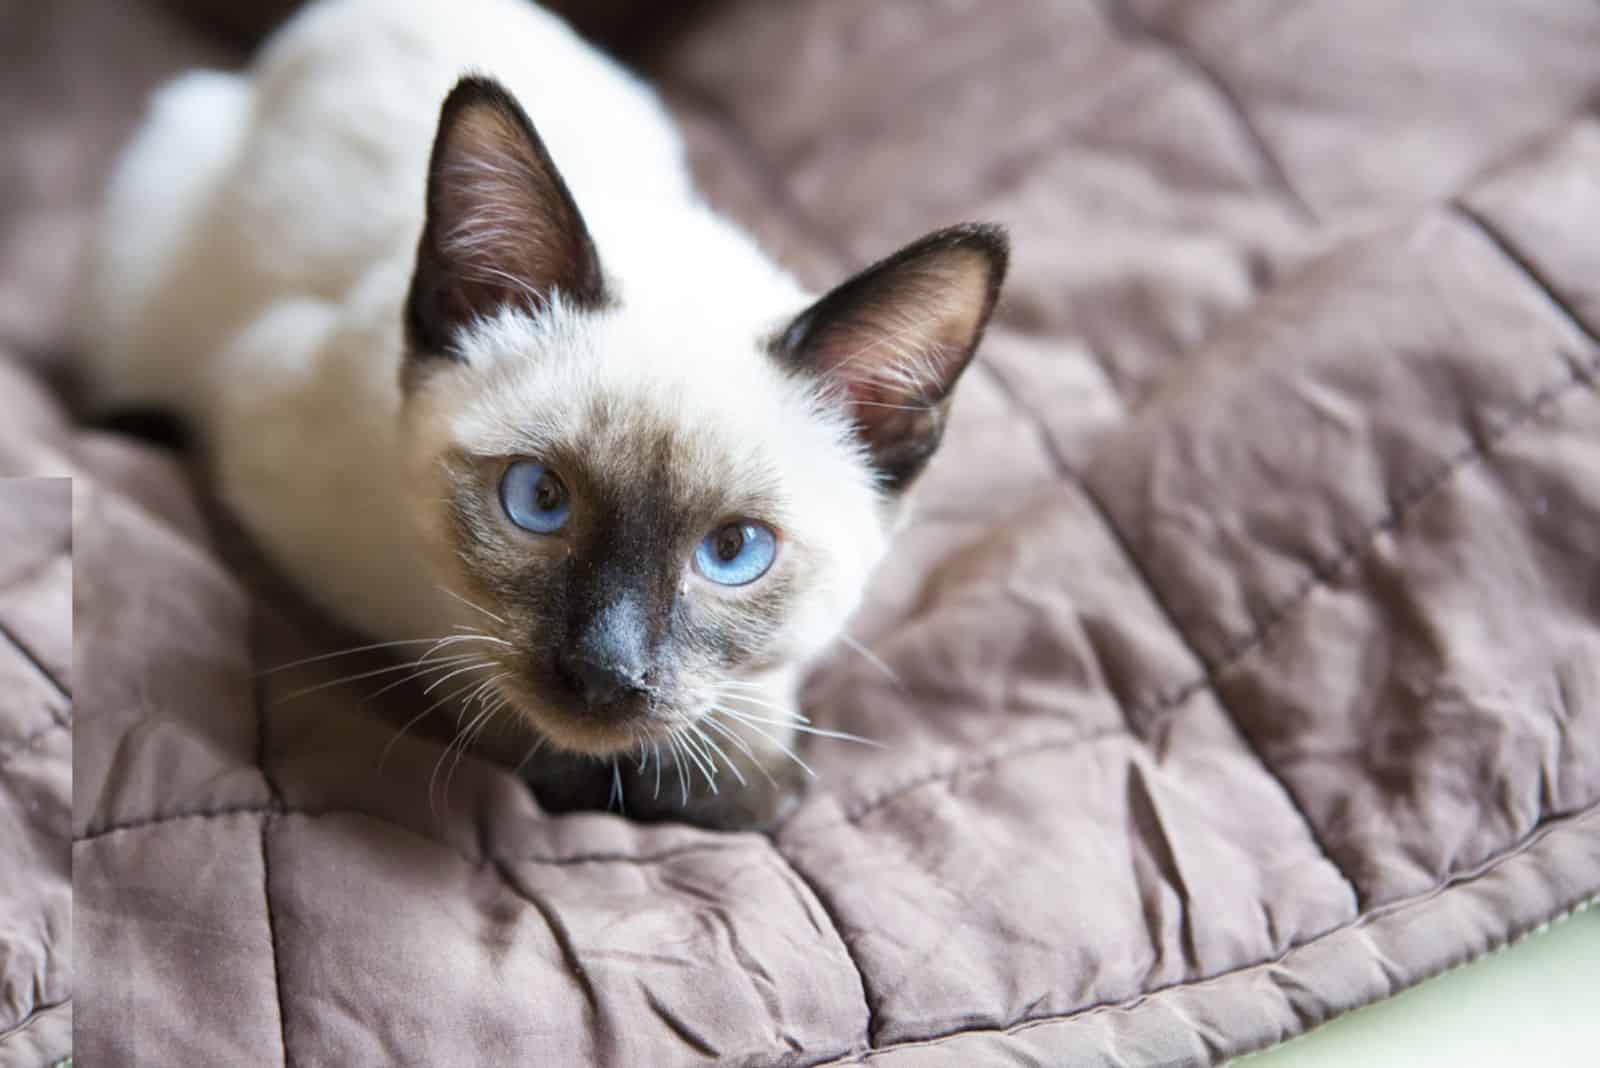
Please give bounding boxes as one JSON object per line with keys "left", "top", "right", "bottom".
{"left": 2, "top": 0, "right": 1598, "bottom": 1065}
{"left": 0, "top": 479, "right": 72, "bottom": 1068}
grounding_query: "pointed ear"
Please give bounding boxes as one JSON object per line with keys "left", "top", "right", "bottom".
{"left": 405, "top": 76, "right": 607, "bottom": 365}
{"left": 773, "top": 224, "right": 1008, "bottom": 491}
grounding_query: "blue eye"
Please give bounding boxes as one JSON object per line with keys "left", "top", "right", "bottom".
{"left": 694, "top": 521, "right": 778, "bottom": 586}
{"left": 499, "top": 461, "right": 570, "bottom": 533}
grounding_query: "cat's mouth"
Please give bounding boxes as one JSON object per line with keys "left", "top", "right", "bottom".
{"left": 490, "top": 671, "right": 690, "bottom": 757}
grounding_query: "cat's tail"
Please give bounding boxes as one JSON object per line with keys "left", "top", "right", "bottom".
{"left": 73, "top": 68, "right": 254, "bottom": 419}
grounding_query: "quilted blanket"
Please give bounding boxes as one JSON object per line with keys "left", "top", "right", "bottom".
{"left": 0, "top": 479, "right": 71, "bottom": 1066}
{"left": 6, "top": 1, "right": 1600, "bottom": 1065}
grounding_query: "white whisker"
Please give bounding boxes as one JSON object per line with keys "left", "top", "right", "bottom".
{"left": 688, "top": 721, "right": 745, "bottom": 787}
{"left": 364, "top": 653, "right": 494, "bottom": 702}
{"left": 708, "top": 708, "right": 816, "bottom": 778}
{"left": 437, "top": 585, "right": 507, "bottom": 624}
{"left": 512, "top": 734, "right": 548, "bottom": 777}
{"left": 717, "top": 691, "right": 810, "bottom": 723}
{"left": 609, "top": 758, "right": 624, "bottom": 813}
{"left": 840, "top": 634, "right": 904, "bottom": 689}
{"left": 699, "top": 714, "right": 779, "bottom": 789}
{"left": 277, "top": 652, "right": 483, "bottom": 703}
{"left": 675, "top": 725, "right": 719, "bottom": 793}
{"left": 260, "top": 637, "right": 478, "bottom": 675}
{"left": 424, "top": 673, "right": 506, "bottom": 819}
{"left": 718, "top": 707, "right": 885, "bottom": 748}
{"left": 422, "top": 659, "right": 494, "bottom": 695}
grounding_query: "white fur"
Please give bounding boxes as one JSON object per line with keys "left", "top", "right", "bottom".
{"left": 77, "top": 0, "right": 891, "bottom": 705}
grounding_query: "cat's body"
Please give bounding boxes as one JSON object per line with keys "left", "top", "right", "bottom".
{"left": 79, "top": 0, "right": 1006, "bottom": 828}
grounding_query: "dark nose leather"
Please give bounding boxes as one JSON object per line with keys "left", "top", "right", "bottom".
{"left": 556, "top": 646, "right": 650, "bottom": 720}
{"left": 559, "top": 594, "right": 654, "bottom": 717}
{"left": 562, "top": 653, "right": 641, "bottom": 708}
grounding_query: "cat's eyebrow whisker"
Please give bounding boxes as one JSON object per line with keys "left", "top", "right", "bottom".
{"left": 436, "top": 584, "right": 507, "bottom": 625}
{"left": 708, "top": 708, "right": 816, "bottom": 778}
{"left": 839, "top": 633, "right": 905, "bottom": 689}
{"left": 700, "top": 713, "right": 780, "bottom": 789}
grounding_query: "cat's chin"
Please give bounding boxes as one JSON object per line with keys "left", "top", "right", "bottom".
{"left": 522, "top": 710, "right": 643, "bottom": 758}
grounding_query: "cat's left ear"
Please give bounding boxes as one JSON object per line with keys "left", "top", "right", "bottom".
{"left": 772, "top": 223, "right": 1008, "bottom": 491}
{"left": 405, "top": 76, "right": 607, "bottom": 369}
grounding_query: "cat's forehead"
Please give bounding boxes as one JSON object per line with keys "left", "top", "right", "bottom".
{"left": 440, "top": 307, "right": 842, "bottom": 511}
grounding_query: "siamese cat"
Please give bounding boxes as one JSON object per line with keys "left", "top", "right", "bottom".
{"left": 77, "top": 0, "right": 1007, "bottom": 829}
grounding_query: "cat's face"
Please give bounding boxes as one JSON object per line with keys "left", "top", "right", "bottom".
{"left": 398, "top": 77, "right": 1006, "bottom": 757}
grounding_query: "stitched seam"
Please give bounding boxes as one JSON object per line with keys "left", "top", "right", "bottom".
{"left": 980, "top": 357, "right": 1354, "bottom": 902}
{"left": 801, "top": 802, "right": 1600, "bottom": 1066}
{"left": 1097, "top": 0, "right": 1316, "bottom": 224}
{"left": 976, "top": 358, "right": 1205, "bottom": 719}
{"left": 1199, "top": 354, "right": 1598, "bottom": 679}
{"left": 1455, "top": 201, "right": 1600, "bottom": 356}
{"left": 0, "top": 615, "right": 69, "bottom": 706}
{"left": 985, "top": 323, "right": 1599, "bottom": 729}
{"left": 985, "top": 340, "right": 1600, "bottom": 904}
{"left": 68, "top": 776, "right": 1600, "bottom": 1061}
{"left": 1073, "top": 461, "right": 1358, "bottom": 907}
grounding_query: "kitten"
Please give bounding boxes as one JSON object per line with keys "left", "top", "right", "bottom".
{"left": 77, "top": 0, "right": 1007, "bottom": 829}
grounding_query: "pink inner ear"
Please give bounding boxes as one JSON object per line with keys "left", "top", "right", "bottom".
{"left": 809, "top": 247, "right": 996, "bottom": 410}
{"left": 435, "top": 108, "right": 564, "bottom": 310}
{"left": 420, "top": 84, "right": 602, "bottom": 330}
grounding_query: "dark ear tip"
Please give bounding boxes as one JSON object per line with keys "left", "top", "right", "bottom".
{"left": 942, "top": 221, "right": 1010, "bottom": 276}
{"left": 439, "top": 73, "right": 519, "bottom": 122}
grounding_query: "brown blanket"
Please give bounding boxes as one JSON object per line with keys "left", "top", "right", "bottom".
{"left": 0, "top": 478, "right": 71, "bottom": 1065}
{"left": 6, "top": 1, "right": 1600, "bottom": 1065}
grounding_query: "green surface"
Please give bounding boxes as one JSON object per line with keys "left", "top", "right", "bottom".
{"left": 1240, "top": 904, "right": 1599, "bottom": 1067}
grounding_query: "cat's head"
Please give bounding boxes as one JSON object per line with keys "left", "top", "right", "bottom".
{"left": 398, "top": 77, "right": 1006, "bottom": 756}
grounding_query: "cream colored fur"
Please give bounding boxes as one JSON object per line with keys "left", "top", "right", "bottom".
{"left": 76, "top": 0, "right": 896, "bottom": 766}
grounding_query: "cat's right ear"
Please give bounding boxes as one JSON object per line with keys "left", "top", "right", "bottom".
{"left": 405, "top": 76, "right": 607, "bottom": 372}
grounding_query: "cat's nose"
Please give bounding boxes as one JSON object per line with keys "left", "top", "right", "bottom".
{"left": 559, "top": 651, "right": 646, "bottom": 711}
{"left": 560, "top": 595, "right": 654, "bottom": 716}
